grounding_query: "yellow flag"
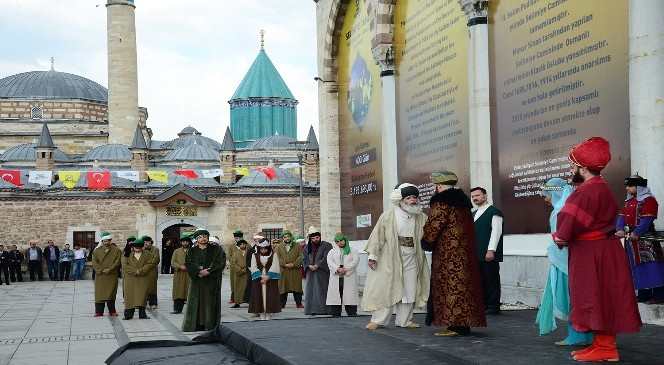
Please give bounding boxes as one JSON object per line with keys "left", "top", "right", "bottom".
{"left": 147, "top": 170, "right": 169, "bottom": 183}
{"left": 58, "top": 171, "right": 81, "bottom": 189}
{"left": 234, "top": 167, "right": 250, "bottom": 176}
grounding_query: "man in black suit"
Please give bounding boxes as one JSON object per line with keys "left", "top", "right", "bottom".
{"left": 43, "top": 240, "right": 60, "bottom": 281}
{"left": 9, "top": 245, "right": 23, "bottom": 282}
{"left": 0, "top": 244, "right": 11, "bottom": 285}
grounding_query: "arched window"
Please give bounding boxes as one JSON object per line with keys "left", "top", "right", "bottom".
{"left": 31, "top": 106, "right": 43, "bottom": 120}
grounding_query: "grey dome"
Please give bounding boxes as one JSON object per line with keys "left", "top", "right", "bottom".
{"left": 83, "top": 144, "right": 132, "bottom": 161}
{"left": 249, "top": 135, "right": 297, "bottom": 150}
{"left": 164, "top": 143, "right": 219, "bottom": 162}
{"left": 162, "top": 134, "right": 222, "bottom": 151}
{"left": 0, "top": 143, "right": 70, "bottom": 162}
{"left": 0, "top": 71, "right": 108, "bottom": 103}
{"left": 178, "top": 126, "right": 201, "bottom": 136}
{"left": 235, "top": 167, "right": 300, "bottom": 186}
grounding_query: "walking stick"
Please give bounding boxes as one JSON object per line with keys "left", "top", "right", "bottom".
{"left": 262, "top": 266, "right": 268, "bottom": 319}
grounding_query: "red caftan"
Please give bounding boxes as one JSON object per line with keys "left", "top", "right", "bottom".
{"left": 554, "top": 176, "right": 641, "bottom": 334}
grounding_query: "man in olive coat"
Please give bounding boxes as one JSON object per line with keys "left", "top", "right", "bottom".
{"left": 142, "top": 236, "right": 160, "bottom": 309}
{"left": 276, "top": 231, "right": 304, "bottom": 308}
{"left": 182, "top": 229, "right": 226, "bottom": 332}
{"left": 123, "top": 237, "right": 156, "bottom": 320}
{"left": 92, "top": 232, "right": 122, "bottom": 317}
{"left": 171, "top": 233, "right": 192, "bottom": 314}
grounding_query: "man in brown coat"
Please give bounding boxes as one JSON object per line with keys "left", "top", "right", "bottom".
{"left": 276, "top": 231, "right": 304, "bottom": 308}
{"left": 92, "top": 232, "right": 122, "bottom": 317}
{"left": 421, "top": 171, "right": 486, "bottom": 336}
{"left": 170, "top": 233, "right": 191, "bottom": 314}
{"left": 123, "top": 237, "right": 156, "bottom": 320}
{"left": 142, "top": 236, "right": 160, "bottom": 309}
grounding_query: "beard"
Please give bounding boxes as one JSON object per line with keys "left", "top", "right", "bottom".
{"left": 400, "top": 201, "right": 422, "bottom": 215}
{"left": 571, "top": 169, "right": 584, "bottom": 184}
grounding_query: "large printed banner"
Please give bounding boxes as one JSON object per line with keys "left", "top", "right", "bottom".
{"left": 394, "top": 0, "right": 470, "bottom": 204}
{"left": 338, "top": 0, "right": 384, "bottom": 240}
{"left": 490, "top": 0, "right": 630, "bottom": 233}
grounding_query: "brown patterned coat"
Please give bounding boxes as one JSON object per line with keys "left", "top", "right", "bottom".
{"left": 422, "top": 188, "right": 487, "bottom": 328}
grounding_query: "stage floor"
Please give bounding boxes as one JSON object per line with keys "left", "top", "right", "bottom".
{"left": 218, "top": 310, "right": 664, "bottom": 365}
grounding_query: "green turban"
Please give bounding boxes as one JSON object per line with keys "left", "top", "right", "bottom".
{"left": 180, "top": 232, "right": 192, "bottom": 241}
{"left": 193, "top": 229, "right": 210, "bottom": 238}
{"left": 334, "top": 233, "right": 350, "bottom": 256}
{"left": 132, "top": 237, "right": 145, "bottom": 248}
{"left": 282, "top": 230, "right": 293, "bottom": 239}
{"left": 233, "top": 230, "right": 244, "bottom": 238}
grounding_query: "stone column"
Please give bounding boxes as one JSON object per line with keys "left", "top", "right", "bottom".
{"left": 35, "top": 148, "right": 55, "bottom": 171}
{"left": 374, "top": 44, "right": 400, "bottom": 211}
{"left": 106, "top": 0, "right": 139, "bottom": 145}
{"left": 318, "top": 82, "right": 342, "bottom": 239}
{"left": 460, "top": 0, "right": 493, "bottom": 199}
{"left": 629, "top": 0, "right": 664, "bottom": 229}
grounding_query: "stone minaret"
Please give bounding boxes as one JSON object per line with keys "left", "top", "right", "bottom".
{"left": 219, "top": 127, "right": 237, "bottom": 184}
{"left": 130, "top": 124, "right": 149, "bottom": 181}
{"left": 106, "top": 0, "right": 139, "bottom": 145}
{"left": 303, "top": 126, "right": 320, "bottom": 185}
{"left": 35, "top": 123, "right": 56, "bottom": 171}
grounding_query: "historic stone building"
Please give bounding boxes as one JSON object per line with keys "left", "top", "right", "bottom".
{"left": 0, "top": 0, "right": 320, "bottom": 252}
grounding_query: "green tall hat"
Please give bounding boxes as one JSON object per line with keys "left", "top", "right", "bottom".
{"left": 132, "top": 237, "right": 145, "bottom": 248}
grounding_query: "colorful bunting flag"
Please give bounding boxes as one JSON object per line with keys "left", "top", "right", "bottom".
{"left": 58, "top": 171, "right": 81, "bottom": 189}
{"left": 115, "top": 171, "right": 140, "bottom": 182}
{"left": 200, "top": 169, "right": 223, "bottom": 178}
{"left": 256, "top": 166, "right": 277, "bottom": 180}
{"left": 174, "top": 169, "right": 199, "bottom": 179}
{"left": 147, "top": 170, "right": 169, "bottom": 184}
{"left": 87, "top": 171, "right": 111, "bottom": 190}
{"left": 28, "top": 171, "right": 53, "bottom": 186}
{"left": 0, "top": 169, "right": 22, "bottom": 186}
{"left": 234, "top": 167, "right": 250, "bottom": 176}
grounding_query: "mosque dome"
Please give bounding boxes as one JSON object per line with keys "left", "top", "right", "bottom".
{"left": 0, "top": 70, "right": 108, "bottom": 103}
{"left": 177, "top": 126, "right": 201, "bottom": 136}
{"left": 248, "top": 134, "right": 297, "bottom": 150}
{"left": 0, "top": 143, "right": 70, "bottom": 162}
{"left": 162, "top": 134, "right": 222, "bottom": 151}
{"left": 164, "top": 143, "right": 219, "bottom": 162}
{"left": 82, "top": 144, "right": 132, "bottom": 161}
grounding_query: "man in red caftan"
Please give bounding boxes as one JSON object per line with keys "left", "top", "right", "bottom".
{"left": 553, "top": 137, "right": 641, "bottom": 362}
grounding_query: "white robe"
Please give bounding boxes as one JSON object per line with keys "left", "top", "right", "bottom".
{"left": 325, "top": 246, "right": 360, "bottom": 306}
{"left": 362, "top": 207, "right": 430, "bottom": 312}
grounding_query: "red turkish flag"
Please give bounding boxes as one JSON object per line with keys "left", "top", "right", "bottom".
{"left": 0, "top": 169, "right": 22, "bottom": 186}
{"left": 87, "top": 171, "right": 111, "bottom": 190}
{"left": 174, "top": 169, "right": 199, "bottom": 179}
{"left": 256, "top": 166, "right": 277, "bottom": 180}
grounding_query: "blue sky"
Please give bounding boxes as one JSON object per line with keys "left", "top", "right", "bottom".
{"left": 0, "top": 0, "right": 318, "bottom": 141}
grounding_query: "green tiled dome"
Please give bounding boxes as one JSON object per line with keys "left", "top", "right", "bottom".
{"left": 229, "top": 48, "right": 298, "bottom": 148}
{"left": 230, "top": 50, "right": 295, "bottom": 100}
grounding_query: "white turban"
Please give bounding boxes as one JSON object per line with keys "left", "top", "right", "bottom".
{"left": 390, "top": 183, "right": 418, "bottom": 205}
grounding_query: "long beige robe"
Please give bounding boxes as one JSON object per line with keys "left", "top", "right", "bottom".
{"left": 92, "top": 244, "right": 122, "bottom": 302}
{"left": 171, "top": 247, "right": 190, "bottom": 300}
{"left": 229, "top": 246, "right": 248, "bottom": 303}
{"left": 123, "top": 252, "right": 156, "bottom": 308}
{"left": 276, "top": 242, "right": 303, "bottom": 294}
{"left": 144, "top": 245, "right": 160, "bottom": 295}
{"left": 361, "top": 208, "right": 430, "bottom": 312}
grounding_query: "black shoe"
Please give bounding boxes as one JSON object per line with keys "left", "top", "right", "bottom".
{"left": 123, "top": 309, "right": 135, "bottom": 320}
{"left": 231, "top": 304, "right": 240, "bottom": 309}
{"left": 138, "top": 307, "right": 149, "bottom": 319}
{"left": 485, "top": 308, "right": 501, "bottom": 315}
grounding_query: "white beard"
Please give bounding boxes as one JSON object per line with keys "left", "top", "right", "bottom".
{"left": 400, "top": 202, "right": 422, "bottom": 215}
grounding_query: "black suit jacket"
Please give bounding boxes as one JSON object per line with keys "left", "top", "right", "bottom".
{"left": 43, "top": 246, "right": 60, "bottom": 262}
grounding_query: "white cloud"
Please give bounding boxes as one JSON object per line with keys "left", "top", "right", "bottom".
{"left": 0, "top": 0, "right": 319, "bottom": 142}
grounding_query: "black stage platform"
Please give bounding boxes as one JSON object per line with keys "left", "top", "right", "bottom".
{"left": 107, "top": 310, "right": 664, "bottom": 365}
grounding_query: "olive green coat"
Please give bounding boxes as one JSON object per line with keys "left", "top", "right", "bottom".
{"left": 276, "top": 242, "right": 303, "bottom": 294}
{"left": 143, "top": 246, "right": 160, "bottom": 295}
{"left": 92, "top": 244, "right": 122, "bottom": 302}
{"left": 182, "top": 244, "right": 226, "bottom": 332}
{"left": 171, "top": 247, "right": 190, "bottom": 300}
{"left": 123, "top": 252, "right": 156, "bottom": 308}
{"left": 225, "top": 242, "right": 237, "bottom": 297}
{"left": 229, "top": 246, "right": 248, "bottom": 303}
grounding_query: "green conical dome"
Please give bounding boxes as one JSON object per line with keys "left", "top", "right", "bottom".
{"left": 230, "top": 49, "right": 295, "bottom": 100}
{"left": 229, "top": 47, "right": 298, "bottom": 148}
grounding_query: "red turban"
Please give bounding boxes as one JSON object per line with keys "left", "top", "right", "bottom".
{"left": 568, "top": 137, "right": 611, "bottom": 171}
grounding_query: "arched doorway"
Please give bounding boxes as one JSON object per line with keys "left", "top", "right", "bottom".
{"left": 160, "top": 223, "right": 195, "bottom": 274}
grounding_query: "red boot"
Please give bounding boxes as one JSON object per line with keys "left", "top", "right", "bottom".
{"left": 573, "top": 334, "right": 619, "bottom": 362}
{"left": 571, "top": 335, "right": 598, "bottom": 357}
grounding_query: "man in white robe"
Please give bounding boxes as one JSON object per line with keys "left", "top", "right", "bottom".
{"left": 363, "top": 183, "right": 431, "bottom": 330}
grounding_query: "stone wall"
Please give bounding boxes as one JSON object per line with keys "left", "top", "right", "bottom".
{"left": 0, "top": 194, "right": 320, "bottom": 249}
{"left": 0, "top": 100, "right": 107, "bottom": 121}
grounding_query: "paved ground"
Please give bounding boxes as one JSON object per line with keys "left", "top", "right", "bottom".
{"left": 0, "top": 274, "right": 331, "bottom": 365}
